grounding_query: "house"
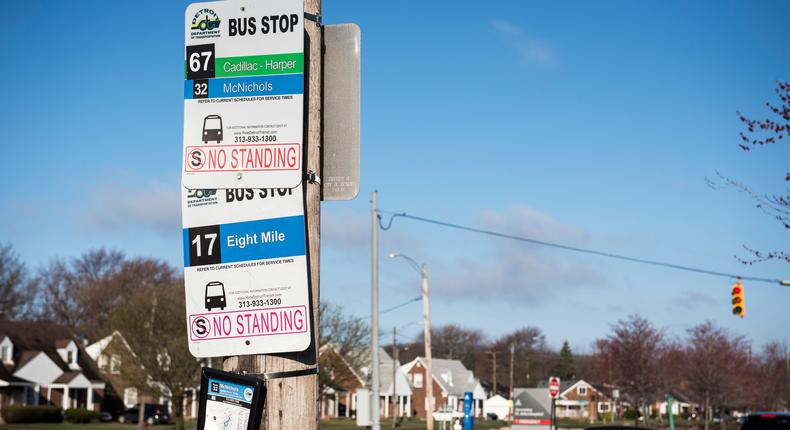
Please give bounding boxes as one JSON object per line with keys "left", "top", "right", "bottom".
{"left": 400, "top": 357, "right": 486, "bottom": 419}
{"left": 318, "top": 344, "right": 365, "bottom": 418}
{"left": 483, "top": 394, "right": 511, "bottom": 420}
{"left": 553, "top": 380, "right": 611, "bottom": 420}
{"left": 655, "top": 391, "right": 695, "bottom": 417}
{"left": 356, "top": 348, "right": 413, "bottom": 419}
{"left": 86, "top": 331, "right": 199, "bottom": 418}
{"left": 0, "top": 321, "right": 106, "bottom": 415}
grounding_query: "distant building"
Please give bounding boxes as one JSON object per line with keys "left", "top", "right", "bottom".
{"left": 318, "top": 344, "right": 365, "bottom": 418}
{"left": 483, "top": 394, "right": 511, "bottom": 420}
{"left": 358, "top": 348, "right": 413, "bottom": 419}
{"left": 400, "top": 357, "right": 486, "bottom": 418}
{"left": 655, "top": 391, "right": 695, "bottom": 417}
{"left": 0, "top": 321, "right": 106, "bottom": 413}
{"left": 86, "top": 331, "right": 199, "bottom": 418}
{"left": 553, "top": 379, "right": 611, "bottom": 420}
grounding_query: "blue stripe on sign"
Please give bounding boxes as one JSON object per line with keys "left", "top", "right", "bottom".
{"left": 184, "top": 74, "right": 304, "bottom": 99}
{"left": 183, "top": 228, "right": 191, "bottom": 267}
{"left": 220, "top": 215, "right": 306, "bottom": 263}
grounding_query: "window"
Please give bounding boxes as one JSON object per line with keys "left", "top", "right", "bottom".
{"left": 124, "top": 387, "right": 138, "bottom": 407}
{"left": 98, "top": 354, "right": 108, "bottom": 370}
{"left": 111, "top": 354, "right": 121, "bottom": 375}
{"left": 599, "top": 403, "right": 610, "bottom": 412}
{"left": 67, "top": 350, "right": 74, "bottom": 364}
{"left": 413, "top": 373, "right": 423, "bottom": 388}
{"left": 578, "top": 386, "right": 587, "bottom": 396}
{"left": 1, "top": 346, "right": 9, "bottom": 363}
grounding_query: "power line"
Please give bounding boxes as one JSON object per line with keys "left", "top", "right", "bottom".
{"left": 376, "top": 210, "right": 787, "bottom": 286}
{"left": 363, "top": 296, "right": 422, "bottom": 319}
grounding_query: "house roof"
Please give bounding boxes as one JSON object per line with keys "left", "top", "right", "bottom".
{"left": 16, "top": 351, "right": 42, "bottom": 369}
{"left": 318, "top": 343, "right": 365, "bottom": 389}
{"left": 55, "top": 339, "right": 73, "bottom": 348}
{"left": 351, "top": 347, "right": 413, "bottom": 396}
{"left": 0, "top": 320, "right": 104, "bottom": 382}
{"left": 53, "top": 371, "right": 81, "bottom": 384}
{"left": 557, "top": 379, "right": 609, "bottom": 400}
{"left": 85, "top": 330, "right": 140, "bottom": 362}
{"left": 403, "top": 356, "right": 483, "bottom": 398}
{"left": 377, "top": 351, "right": 411, "bottom": 396}
{"left": 0, "top": 362, "right": 30, "bottom": 384}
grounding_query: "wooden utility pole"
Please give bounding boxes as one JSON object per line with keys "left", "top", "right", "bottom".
{"left": 421, "top": 264, "right": 434, "bottom": 430}
{"left": 509, "top": 343, "right": 515, "bottom": 398}
{"left": 392, "top": 327, "right": 398, "bottom": 428}
{"left": 223, "top": 0, "right": 322, "bottom": 428}
{"left": 492, "top": 351, "right": 497, "bottom": 396}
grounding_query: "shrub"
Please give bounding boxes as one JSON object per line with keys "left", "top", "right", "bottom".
{"left": 1, "top": 405, "right": 63, "bottom": 423}
{"left": 64, "top": 408, "right": 100, "bottom": 423}
{"left": 623, "top": 408, "right": 641, "bottom": 420}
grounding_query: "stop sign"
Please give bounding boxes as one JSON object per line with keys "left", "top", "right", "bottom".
{"left": 548, "top": 376, "right": 561, "bottom": 399}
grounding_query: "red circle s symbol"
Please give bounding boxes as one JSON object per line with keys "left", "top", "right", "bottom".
{"left": 192, "top": 316, "right": 210, "bottom": 339}
{"left": 188, "top": 149, "right": 206, "bottom": 170}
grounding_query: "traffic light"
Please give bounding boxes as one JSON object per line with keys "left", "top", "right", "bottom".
{"left": 731, "top": 280, "right": 745, "bottom": 318}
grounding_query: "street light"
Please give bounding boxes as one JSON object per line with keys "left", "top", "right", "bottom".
{"left": 389, "top": 252, "right": 434, "bottom": 430}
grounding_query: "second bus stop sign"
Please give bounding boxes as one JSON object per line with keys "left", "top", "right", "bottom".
{"left": 183, "top": 0, "right": 304, "bottom": 190}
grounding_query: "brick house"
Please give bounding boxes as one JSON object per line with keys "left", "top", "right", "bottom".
{"left": 0, "top": 321, "right": 106, "bottom": 416}
{"left": 555, "top": 380, "right": 612, "bottom": 420}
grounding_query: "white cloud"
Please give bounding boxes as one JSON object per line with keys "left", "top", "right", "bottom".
{"left": 431, "top": 205, "right": 605, "bottom": 303}
{"left": 322, "top": 207, "right": 369, "bottom": 249}
{"left": 492, "top": 20, "right": 556, "bottom": 66}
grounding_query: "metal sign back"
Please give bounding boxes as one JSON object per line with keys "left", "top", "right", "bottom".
{"left": 322, "top": 24, "right": 360, "bottom": 201}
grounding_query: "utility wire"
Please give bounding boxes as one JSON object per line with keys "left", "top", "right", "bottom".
{"left": 363, "top": 296, "right": 422, "bottom": 319}
{"left": 376, "top": 210, "right": 787, "bottom": 286}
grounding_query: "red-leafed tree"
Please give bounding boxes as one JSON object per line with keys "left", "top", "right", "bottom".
{"left": 594, "top": 315, "right": 667, "bottom": 423}
{"left": 683, "top": 321, "right": 749, "bottom": 430}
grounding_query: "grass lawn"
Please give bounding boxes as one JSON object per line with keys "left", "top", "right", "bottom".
{"left": 1, "top": 419, "right": 508, "bottom": 430}
{"left": 0, "top": 422, "right": 197, "bottom": 430}
{"left": 320, "top": 418, "right": 509, "bottom": 429}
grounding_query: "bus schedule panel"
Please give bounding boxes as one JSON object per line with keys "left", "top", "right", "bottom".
{"left": 197, "top": 368, "right": 265, "bottom": 430}
{"left": 181, "top": 184, "right": 312, "bottom": 358}
{"left": 183, "top": 0, "right": 305, "bottom": 190}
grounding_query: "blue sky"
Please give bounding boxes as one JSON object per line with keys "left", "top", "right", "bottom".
{"left": 1, "top": 0, "right": 789, "bottom": 352}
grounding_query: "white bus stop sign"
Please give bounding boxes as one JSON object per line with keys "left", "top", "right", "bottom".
{"left": 183, "top": 0, "right": 304, "bottom": 190}
{"left": 181, "top": 185, "right": 311, "bottom": 357}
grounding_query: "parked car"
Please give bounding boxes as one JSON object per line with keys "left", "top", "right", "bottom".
{"left": 118, "top": 404, "right": 171, "bottom": 425}
{"left": 741, "top": 412, "right": 790, "bottom": 430}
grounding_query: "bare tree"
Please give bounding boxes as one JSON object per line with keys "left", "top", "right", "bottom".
{"left": 683, "top": 321, "right": 749, "bottom": 430}
{"left": 107, "top": 274, "right": 199, "bottom": 430}
{"left": 489, "top": 327, "right": 548, "bottom": 390}
{"left": 318, "top": 302, "right": 369, "bottom": 396}
{"left": 0, "top": 243, "right": 37, "bottom": 319}
{"left": 709, "top": 81, "right": 789, "bottom": 264}
{"left": 750, "top": 341, "right": 790, "bottom": 411}
{"left": 37, "top": 249, "right": 178, "bottom": 340}
{"left": 595, "top": 315, "right": 666, "bottom": 423}
{"left": 319, "top": 302, "right": 369, "bottom": 368}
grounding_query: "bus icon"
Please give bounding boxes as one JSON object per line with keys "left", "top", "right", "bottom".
{"left": 202, "top": 115, "right": 223, "bottom": 143}
{"left": 205, "top": 281, "right": 226, "bottom": 311}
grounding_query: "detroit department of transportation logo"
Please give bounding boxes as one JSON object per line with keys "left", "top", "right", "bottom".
{"left": 190, "top": 8, "right": 221, "bottom": 40}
